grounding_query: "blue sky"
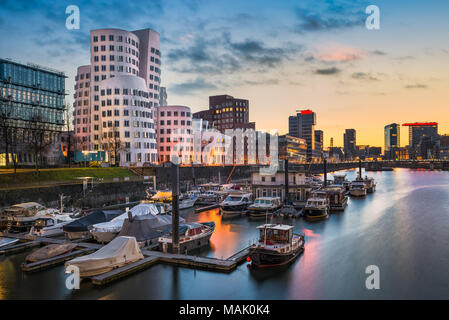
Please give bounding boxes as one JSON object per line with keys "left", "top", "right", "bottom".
{"left": 1, "top": 0, "right": 448, "bottom": 147}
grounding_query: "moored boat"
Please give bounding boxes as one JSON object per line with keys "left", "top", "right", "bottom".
{"left": 220, "top": 192, "right": 253, "bottom": 218}
{"left": 247, "top": 197, "right": 282, "bottom": 218}
{"left": 159, "top": 222, "right": 215, "bottom": 254}
{"left": 65, "top": 236, "right": 144, "bottom": 277}
{"left": 63, "top": 210, "right": 122, "bottom": 240}
{"left": 325, "top": 186, "right": 348, "bottom": 211}
{"left": 303, "top": 191, "right": 329, "bottom": 221}
{"left": 0, "top": 237, "right": 19, "bottom": 248}
{"left": 1, "top": 202, "right": 46, "bottom": 232}
{"left": 363, "top": 176, "right": 376, "bottom": 193}
{"left": 29, "top": 214, "right": 74, "bottom": 237}
{"left": 26, "top": 243, "right": 78, "bottom": 263}
{"left": 248, "top": 224, "right": 305, "bottom": 268}
{"left": 349, "top": 181, "right": 367, "bottom": 197}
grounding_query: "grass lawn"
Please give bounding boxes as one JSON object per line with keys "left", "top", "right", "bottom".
{"left": 0, "top": 167, "right": 136, "bottom": 187}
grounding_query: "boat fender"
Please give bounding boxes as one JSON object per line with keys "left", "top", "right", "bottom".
{"left": 246, "top": 256, "right": 251, "bottom": 262}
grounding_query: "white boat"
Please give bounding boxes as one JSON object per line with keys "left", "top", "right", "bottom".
{"left": 349, "top": 181, "right": 367, "bottom": 197}
{"left": 220, "top": 192, "right": 253, "bottom": 217}
{"left": 29, "top": 214, "right": 74, "bottom": 237}
{"left": 248, "top": 197, "right": 282, "bottom": 218}
{"left": 90, "top": 203, "right": 160, "bottom": 243}
{"left": 303, "top": 195, "right": 330, "bottom": 221}
{"left": 1, "top": 202, "right": 46, "bottom": 232}
{"left": 363, "top": 176, "right": 376, "bottom": 193}
{"left": 159, "top": 222, "right": 215, "bottom": 254}
{"left": 179, "top": 195, "right": 198, "bottom": 210}
{"left": 0, "top": 237, "right": 19, "bottom": 249}
{"left": 65, "top": 236, "right": 144, "bottom": 277}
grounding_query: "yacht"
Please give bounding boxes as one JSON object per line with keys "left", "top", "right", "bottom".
{"left": 219, "top": 193, "right": 253, "bottom": 218}
{"left": 248, "top": 224, "right": 305, "bottom": 268}
{"left": 349, "top": 181, "right": 367, "bottom": 197}
{"left": 29, "top": 214, "right": 74, "bottom": 237}
{"left": 303, "top": 191, "right": 330, "bottom": 221}
{"left": 159, "top": 222, "right": 215, "bottom": 254}
{"left": 1, "top": 202, "right": 46, "bottom": 232}
{"left": 179, "top": 194, "right": 198, "bottom": 210}
{"left": 247, "top": 197, "right": 282, "bottom": 218}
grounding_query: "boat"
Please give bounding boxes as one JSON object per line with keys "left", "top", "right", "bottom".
{"left": 0, "top": 202, "right": 46, "bottom": 232}
{"left": 65, "top": 236, "right": 144, "bottom": 277}
{"left": 62, "top": 210, "right": 122, "bottom": 240}
{"left": 29, "top": 214, "right": 74, "bottom": 237}
{"left": 219, "top": 192, "right": 253, "bottom": 218}
{"left": 151, "top": 190, "right": 172, "bottom": 203}
{"left": 25, "top": 243, "right": 78, "bottom": 263}
{"left": 196, "top": 191, "right": 220, "bottom": 205}
{"left": 90, "top": 203, "right": 160, "bottom": 243}
{"left": 0, "top": 237, "right": 19, "bottom": 248}
{"left": 179, "top": 194, "right": 198, "bottom": 210}
{"left": 325, "top": 186, "right": 348, "bottom": 211}
{"left": 303, "top": 191, "right": 329, "bottom": 221}
{"left": 363, "top": 176, "right": 376, "bottom": 193}
{"left": 118, "top": 213, "right": 185, "bottom": 248}
{"left": 333, "top": 174, "right": 351, "bottom": 192}
{"left": 159, "top": 222, "right": 215, "bottom": 254}
{"left": 248, "top": 224, "right": 305, "bottom": 268}
{"left": 274, "top": 205, "right": 301, "bottom": 218}
{"left": 247, "top": 197, "right": 282, "bottom": 218}
{"left": 349, "top": 181, "right": 367, "bottom": 197}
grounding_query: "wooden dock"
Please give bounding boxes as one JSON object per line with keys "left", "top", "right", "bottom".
{"left": 90, "top": 256, "right": 159, "bottom": 286}
{"left": 194, "top": 204, "right": 220, "bottom": 213}
{"left": 0, "top": 240, "right": 41, "bottom": 255}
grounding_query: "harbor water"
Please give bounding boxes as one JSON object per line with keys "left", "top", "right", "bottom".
{"left": 1, "top": 168, "right": 448, "bottom": 299}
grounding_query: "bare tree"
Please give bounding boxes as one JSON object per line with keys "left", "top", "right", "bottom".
{"left": 27, "top": 115, "right": 54, "bottom": 172}
{"left": 63, "top": 103, "right": 75, "bottom": 167}
{"left": 102, "top": 124, "right": 127, "bottom": 166}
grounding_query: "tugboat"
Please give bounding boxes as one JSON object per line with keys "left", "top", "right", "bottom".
{"left": 247, "top": 197, "right": 282, "bottom": 218}
{"left": 220, "top": 192, "right": 253, "bottom": 218}
{"left": 158, "top": 222, "right": 215, "bottom": 253}
{"left": 303, "top": 191, "right": 330, "bottom": 221}
{"left": 248, "top": 224, "right": 305, "bottom": 268}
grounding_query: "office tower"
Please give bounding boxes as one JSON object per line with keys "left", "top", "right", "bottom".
{"left": 384, "top": 123, "right": 400, "bottom": 159}
{"left": 74, "top": 28, "right": 161, "bottom": 166}
{"left": 0, "top": 58, "right": 66, "bottom": 166}
{"left": 344, "top": 129, "right": 356, "bottom": 159}
{"left": 278, "top": 135, "right": 307, "bottom": 163}
{"left": 402, "top": 122, "right": 438, "bottom": 159}
{"left": 289, "top": 110, "right": 316, "bottom": 161}
{"left": 314, "top": 130, "right": 323, "bottom": 158}
{"left": 193, "top": 94, "right": 255, "bottom": 133}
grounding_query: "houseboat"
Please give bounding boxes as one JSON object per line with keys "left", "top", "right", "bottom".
{"left": 324, "top": 186, "right": 348, "bottom": 211}
{"left": 349, "top": 181, "right": 367, "bottom": 197}
{"left": 159, "top": 222, "right": 215, "bottom": 254}
{"left": 219, "top": 192, "right": 253, "bottom": 218}
{"left": 303, "top": 191, "right": 330, "bottom": 221}
{"left": 248, "top": 197, "right": 282, "bottom": 218}
{"left": 333, "top": 174, "right": 351, "bottom": 192}
{"left": 363, "top": 176, "right": 376, "bottom": 193}
{"left": 248, "top": 224, "right": 305, "bottom": 268}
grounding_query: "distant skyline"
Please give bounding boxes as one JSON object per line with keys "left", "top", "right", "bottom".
{"left": 1, "top": 0, "right": 448, "bottom": 148}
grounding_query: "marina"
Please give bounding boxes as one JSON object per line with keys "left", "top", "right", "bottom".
{"left": 1, "top": 168, "right": 449, "bottom": 299}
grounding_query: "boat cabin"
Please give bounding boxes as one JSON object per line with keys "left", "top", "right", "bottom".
{"left": 257, "top": 224, "right": 294, "bottom": 245}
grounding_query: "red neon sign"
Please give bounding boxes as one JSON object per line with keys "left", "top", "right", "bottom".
{"left": 301, "top": 110, "right": 313, "bottom": 115}
{"left": 402, "top": 122, "right": 438, "bottom": 126}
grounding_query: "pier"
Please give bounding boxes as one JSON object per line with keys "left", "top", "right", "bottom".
{"left": 0, "top": 231, "right": 251, "bottom": 287}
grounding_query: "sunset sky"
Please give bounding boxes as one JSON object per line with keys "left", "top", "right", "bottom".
{"left": 1, "top": 0, "right": 448, "bottom": 149}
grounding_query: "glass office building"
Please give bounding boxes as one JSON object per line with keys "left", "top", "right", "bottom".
{"left": 0, "top": 58, "right": 66, "bottom": 131}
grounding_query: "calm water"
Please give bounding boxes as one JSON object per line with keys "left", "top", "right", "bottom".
{"left": 1, "top": 168, "right": 449, "bottom": 299}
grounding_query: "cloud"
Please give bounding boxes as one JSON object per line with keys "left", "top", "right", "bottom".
{"left": 314, "top": 67, "right": 341, "bottom": 75}
{"left": 170, "top": 78, "right": 218, "bottom": 95}
{"left": 352, "top": 72, "right": 379, "bottom": 81}
{"left": 404, "top": 84, "right": 428, "bottom": 89}
{"left": 294, "top": 1, "right": 367, "bottom": 33}
{"left": 316, "top": 44, "right": 366, "bottom": 62}
{"left": 371, "top": 50, "right": 387, "bottom": 55}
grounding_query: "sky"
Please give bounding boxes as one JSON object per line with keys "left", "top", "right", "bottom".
{"left": 1, "top": 0, "right": 448, "bottom": 149}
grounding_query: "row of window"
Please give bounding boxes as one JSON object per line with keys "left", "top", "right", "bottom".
{"left": 159, "top": 111, "right": 191, "bottom": 117}
{"left": 93, "top": 34, "right": 139, "bottom": 48}
{"left": 159, "top": 120, "right": 192, "bottom": 126}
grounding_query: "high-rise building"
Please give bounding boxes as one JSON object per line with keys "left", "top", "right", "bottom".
{"left": 343, "top": 129, "right": 356, "bottom": 159}
{"left": 74, "top": 28, "right": 161, "bottom": 166}
{"left": 402, "top": 122, "right": 438, "bottom": 159}
{"left": 278, "top": 134, "right": 307, "bottom": 163}
{"left": 156, "top": 105, "right": 192, "bottom": 164}
{"left": 330, "top": 137, "right": 334, "bottom": 148}
{"left": 314, "top": 130, "right": 323, "bottom": 158}
{"left": 288, "top": 110, "right": 316, "bottom": 161}
{"left": 384, "top": 123, "right": 400, "bottom": 159}
{"left": 193, "top": 94, "right": 255, "bottom": 133}
{"left": 0, "top": 58, "right": 66, "bottom": 166}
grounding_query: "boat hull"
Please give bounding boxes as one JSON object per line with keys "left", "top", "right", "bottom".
{"left": 248, "top": 206, "right": 281, "bottom": 218}
{"left": 303, "top": 208, "right": 329, "bottom": 221}
{"left": 349, "top": 189, "right": 367, "bottom": 197}
{"left": 249, "top": 244, "right": 304, "bottom": 268}
{"left": 91, "top": 231, "right": 119, "bottom": 243}
{"left": 160, "top": 230, "right": 213, "bottom": 254}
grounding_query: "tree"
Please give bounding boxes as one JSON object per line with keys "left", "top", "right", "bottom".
{"left": 0, "top": 96, "right": 13, "bottom": 167}
{"left": 63, "top": 103, "right": 75, "bottom": 167}
{"left": 102, "top": 124, "right": 127, "bottom": 166}
{"left": 27, "top": 115, "right": 54, "bottom": 172}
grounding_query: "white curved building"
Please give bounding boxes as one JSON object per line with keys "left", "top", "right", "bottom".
{"left": 74, "top": 28, "right": 161, "bottom": 166}
{"left": 73, "top": 65, "right": 91, "bottom": 151}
